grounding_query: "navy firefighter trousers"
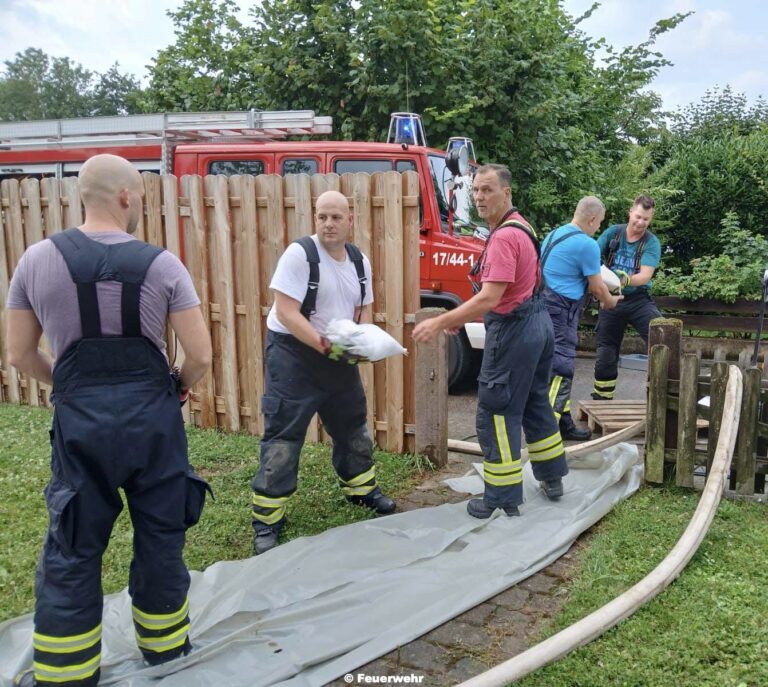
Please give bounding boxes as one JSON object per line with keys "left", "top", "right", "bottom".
{"left": 476, "top": 296, "right": 569, "bottom": 509}
{"left": 593, "top": 289, "right": 661, "bottom": 400}
{"left": 543, "top": 287, "right": 583, "bottom": 419}
{"left": 251, "top": 330, "right": 379, "bottom": 529}
{"left": 30, "top": 229, "right": 209, "bottom": 687}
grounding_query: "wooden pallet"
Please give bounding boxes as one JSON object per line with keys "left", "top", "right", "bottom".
{"left": 575, "top": 400, "right": 709, "bottom": 436}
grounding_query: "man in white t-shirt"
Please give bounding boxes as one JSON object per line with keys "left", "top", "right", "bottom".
{"left": 251, "top": 190, "right": 395, "bottom": 555}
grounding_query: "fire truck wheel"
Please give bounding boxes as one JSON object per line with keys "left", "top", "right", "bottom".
{"left": 448, "top": 330, "right": 473, "bottom": 393}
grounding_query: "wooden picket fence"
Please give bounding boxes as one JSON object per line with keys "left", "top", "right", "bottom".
{"left": 0, "top": 171, "right": 424, "bottom": 454}
{"left": 645, "top": 319, "right": 767, "bottom": 494}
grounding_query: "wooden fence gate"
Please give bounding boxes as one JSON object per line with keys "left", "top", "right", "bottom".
{"left": 645, "top": 319, "right": 767, "bottom": 494}
{"left": 0, "top": 171, "right": 438, "bottom": 457}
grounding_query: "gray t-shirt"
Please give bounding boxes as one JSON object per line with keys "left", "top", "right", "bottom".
{"left": 7, "top": 231, "right": 201, "bottom": 361}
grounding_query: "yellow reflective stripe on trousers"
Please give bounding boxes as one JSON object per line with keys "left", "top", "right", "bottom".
{"left": 34, "top": 654, "right": 100, "bottom": 683}
{"left": 132, "top": 597, "right": 189, "bottom": 631}
{"left": 594, "top": 379, "right": 616, "bottom": 389}
{"left": 592, "top": 388, "right": 615, "bottom": 399}
{"left": 527, "top": 432, "right": 561, "bottom": 453}
{"left": 252, "top": 493, "right": 289, "bottom": 508}
{"left": 341, "top": 484, "right": 376, "bottom": 496}
{"left": 529, "top": 442, "right": 565, "bottom": 462}
{"left": 341, "top": 466, "right": 376, "bottom": 488}
{"left": 252, "top": 505, "right": 286, "bottom": 525}
{"left": 528, "top": 431, "right": 564, "bottom": 462}
{"left": 493, "top": 415, "right": 513, "bottom": 464}
{"left": 482, "top": 460, "right": 522, "bottom": 486}
{"left": 564, "top": 400, "right": 571, "bottom": 412}
{"left": 136, "top": 622, "right": 190, "bottom": 652}
{"left": 33, "top": 624, "right": 101, "bottom": 653}
{"left": 548, "top": 375, "right": 562, "bottom": 407}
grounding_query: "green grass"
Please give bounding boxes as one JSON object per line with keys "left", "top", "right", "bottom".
{"left": 0, "top": 403, "right": 427, "bottom": 622}
{"left": 517, "top": 487, "right": 768, "bottom": 687}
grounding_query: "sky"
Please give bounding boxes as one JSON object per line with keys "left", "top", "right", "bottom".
{"left": 0, "top": 0, "right": 765, "bottom": 114}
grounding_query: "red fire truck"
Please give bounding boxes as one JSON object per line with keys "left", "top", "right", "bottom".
{"left": 0, "top": 110, "right": 487, "bottom": 389}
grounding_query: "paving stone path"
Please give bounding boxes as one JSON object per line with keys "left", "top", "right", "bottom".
{"left": 328, "top": 356, "right": 650, "bottom": 686}
{"left": 327, "top": 451, "right": 585, "bottom": 686}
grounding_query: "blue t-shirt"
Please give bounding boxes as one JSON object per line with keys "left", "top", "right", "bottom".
{"left": 597, "top": 224, "right": 661, "bottom": 294}
{"left": 541, "top": 223, "right": 601, "bottom": 300}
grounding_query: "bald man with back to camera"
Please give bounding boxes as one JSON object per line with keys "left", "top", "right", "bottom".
{"left": 7, "top": 154, "right": 212, "bottom": 687}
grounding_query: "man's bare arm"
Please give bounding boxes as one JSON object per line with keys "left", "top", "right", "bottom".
{"left": 169, "top": 306, "right": 213, "bottom": 389}
{"left": 274, "top": 290, "right": 327, "bottom": 353}
{"left": 587, "top": 274, "right": 622, "bottom": 309}
{"left": 7, "top": 309, "right": 52, "bottom": 385}
{"left": 413, "top": 281, "right": 507, "bottom": 343}
{"left": 629, "top": 265, "right": 656, "bottom": 288}
{"left": 354, "top": 303, "right": 373, "bottom": 325}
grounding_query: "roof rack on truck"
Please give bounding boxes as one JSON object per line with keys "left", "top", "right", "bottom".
{"left": 0, "top": 110, "right": 333, "bottom": 173}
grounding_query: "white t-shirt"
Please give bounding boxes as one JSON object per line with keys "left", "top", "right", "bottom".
{"left": 267, "top": 234, "right": 374, "bottom": 335}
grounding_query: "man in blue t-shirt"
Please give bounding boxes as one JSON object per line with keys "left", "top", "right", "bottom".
{"left": 542, "top": 196, "right": 621, "bottom": 440}
{"left": 592, "top": 195, "right": 662, "bottom": 401}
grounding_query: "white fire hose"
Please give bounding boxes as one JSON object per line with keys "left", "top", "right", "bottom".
{"left": 458, "top": 365, "right": 743, "bottom": 687}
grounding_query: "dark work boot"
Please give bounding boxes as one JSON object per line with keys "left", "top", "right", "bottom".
{"left": 466, "top": 499, "right": 520, "bottom": 519}
{"left": 13, "top": 670, "right": 35, "bottom": 687}
{"left": 559, "top": 413, "right": 592, "bottom": 441}
{"left": 253, "top": 517, "right": 286, "bottom": 555}
{"left": 347, "top": 487, "right": 396, "bottom": 514}
{"left": 541, "top": 478, "right": 564, "bottom": 500}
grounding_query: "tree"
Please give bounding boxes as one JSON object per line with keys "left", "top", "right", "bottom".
{"left": 650, "top": 87, "right": 768, "bottom": 267}
{"left": 145, "top": 0, "right": 687, "bottom": 226}
{"left": 0, "top": 48, "right": 143, "bottom": 120}
{"left": 143, "top": 0, "right": 256, "bottom": 112}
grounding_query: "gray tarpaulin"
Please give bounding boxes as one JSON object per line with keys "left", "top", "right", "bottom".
{"left": 0, "top": 444, "right": 641, "bottom": 687}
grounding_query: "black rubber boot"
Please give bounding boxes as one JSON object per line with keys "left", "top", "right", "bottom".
{"left": 541, "top": 478, "right": 564, "bottom": 500}
{"left": 253, "top": 518, "right": 286, "bottom": 555}
{"left": 466, "top": 499, "right": 520, "bottom": 519}
{"left": 346, "top": 487, "right": 396, "bottom": 514}
{"left": 559, "top": 413, "right": 592, "bottom": 441}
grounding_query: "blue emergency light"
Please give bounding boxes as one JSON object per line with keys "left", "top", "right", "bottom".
{"left": 387, "top": 113, "right": 427, "bottom": 147}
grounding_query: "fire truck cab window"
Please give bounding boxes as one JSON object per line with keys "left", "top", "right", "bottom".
{"left": 282, "top": 158, "right": 318, "bottom": 175}
{"left": 334, "top": 159, "right": 393, "bottom": 175}
{"left": 208, "top": 160, "right": 265, "bottom": 176}
{"left": 428, "top": 154, "right": 476, "bottom": 234}
{"left": 395, "top": 160, "right": 417, "bottom": 173}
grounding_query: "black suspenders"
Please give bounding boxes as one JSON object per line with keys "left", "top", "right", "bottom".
{"left": 296, "top": 235, "right": 367, "bottom": 324}
{"left": 50, "top": 228, "right": 164, "bottom": 339}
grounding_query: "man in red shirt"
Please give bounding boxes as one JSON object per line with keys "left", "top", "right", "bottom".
{"left": 413, "top": 164, "right": 568, "bottom": 517}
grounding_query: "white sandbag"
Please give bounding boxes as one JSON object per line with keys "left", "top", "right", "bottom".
{"left": 325, "top": 318, "right": 407, "bottom": 361}
{"left": 601, "top": 264, "right": 621, "bottom": 291}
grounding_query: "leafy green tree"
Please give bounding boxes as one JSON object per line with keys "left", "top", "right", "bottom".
{"left": 650, "top": 87, "right": 768, "bottom": 267}
{"left": 146, "top": 0, "right": 686, "bottom": 228}
{"left": 143, "top": 0, "right": 256, "bottom": 112}
{"left": 0, "top": 48, "right": 143, "bottom": 120}
{"left": 90, "top": 64, "right": 144, "bottom": 116}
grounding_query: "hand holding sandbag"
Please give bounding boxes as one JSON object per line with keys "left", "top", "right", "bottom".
{"left": 325, "top": 319, "right": 407, "bottom": 362}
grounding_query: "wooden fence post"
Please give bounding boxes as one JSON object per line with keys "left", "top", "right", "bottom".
{"left": 649, "top": 318, "right": 682, "bottom": 459}
{"left": 646, "top": 344, "right": 669, "bottom": 484}
{"left": 707, "top": 361, "right": 729, "bottom": 476}
{"left": 415, "top": 308, "right": 448, "bottom": 467}
{"left": 734, "top": 366, "right": 760, "bottom": 494}
{"left": 676, "top": 353, "right": 700, "bottom": 488}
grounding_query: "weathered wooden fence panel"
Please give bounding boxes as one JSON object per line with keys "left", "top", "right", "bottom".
{"left": 646, "top": 320, "right": 765, "bottom": 493}
{"left": 0, "top": 172, "right": 426, "bottom": 457}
